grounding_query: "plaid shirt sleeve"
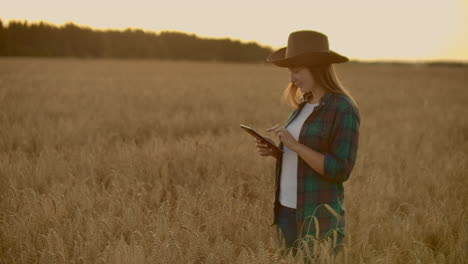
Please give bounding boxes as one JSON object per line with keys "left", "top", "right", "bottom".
{"left": 322, "top": 98, "right": 360, "bottom": 183}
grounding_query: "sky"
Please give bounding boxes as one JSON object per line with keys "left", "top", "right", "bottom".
{"left": 2, "top": 0, "right": 468, "bottom": 62}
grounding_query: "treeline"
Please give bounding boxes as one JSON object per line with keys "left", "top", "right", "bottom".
{"left": 0, "top": 19, "right": 273, "bottom": 62}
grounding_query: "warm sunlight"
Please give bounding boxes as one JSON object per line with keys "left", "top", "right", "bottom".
{"left": 2, "top": 0, "right": 467, "bottom": 61}
{"left": 2, "top": 1, "right": 468, "bottom": 263}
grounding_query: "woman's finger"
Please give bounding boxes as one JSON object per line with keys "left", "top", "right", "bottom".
{"left": 257, "top": 148, "right": 272, "bottom": 155}
{"left": 266, "top": 124, "right": 280, "bottom": 132}
{"left": 275, "top": 129, "right": 285, "bottom": 137}
{"left": 257, "top": 143, "right": 271, "bottom": 149}
{"left": 274, "top": 126, "right": 285, "bottom": 134}
{"left": 257, "top": 147, "right": 270, "bottom": 152}
{"left": 256, "top": 146, "right": 268, "bottom": 153}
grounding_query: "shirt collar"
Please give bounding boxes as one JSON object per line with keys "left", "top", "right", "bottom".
{"left": 299, "top": 91, "right": 333, "bottom": 109}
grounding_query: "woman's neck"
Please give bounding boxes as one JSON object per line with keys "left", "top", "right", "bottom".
{"left": 306, "top": 87, "right": 326, "bottom": 104}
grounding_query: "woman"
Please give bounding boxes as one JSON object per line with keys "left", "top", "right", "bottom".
{"left": 255, "top": 30, "right": 360, "bottom": 259}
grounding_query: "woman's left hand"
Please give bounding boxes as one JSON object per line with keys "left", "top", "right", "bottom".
{"left": 266, "top": 124, "right": 300, "bottom": 152}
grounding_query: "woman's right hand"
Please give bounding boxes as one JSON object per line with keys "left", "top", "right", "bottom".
{"left": 255, "top": 137, "right": 278, "bottom": 158}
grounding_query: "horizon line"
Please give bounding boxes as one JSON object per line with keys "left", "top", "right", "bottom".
{"left": 1, "top": 17, "right": 467, "bottom": 64}
{"left": 0, "top": 18, "right": 276, "bottom": 50}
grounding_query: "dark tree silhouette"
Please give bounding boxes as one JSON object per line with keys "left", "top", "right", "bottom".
{"left": 0, "top": 19, "right": 273, "bottom": 62}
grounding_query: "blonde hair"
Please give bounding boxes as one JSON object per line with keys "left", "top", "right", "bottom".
{"left": 281, "top": 64, "right": 358, "bottom": 109}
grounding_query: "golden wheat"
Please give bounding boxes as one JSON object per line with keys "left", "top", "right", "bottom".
{"left": 0, "top": 57, "right": 467, "bottom": 263}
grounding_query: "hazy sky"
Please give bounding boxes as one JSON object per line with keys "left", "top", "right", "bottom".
{"left": 2, "top": 0, "right": 468, "bottom": 61}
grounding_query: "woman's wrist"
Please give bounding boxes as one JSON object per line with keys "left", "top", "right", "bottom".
{"left": 291, "top": 142, "right": 303, "bottom": 153}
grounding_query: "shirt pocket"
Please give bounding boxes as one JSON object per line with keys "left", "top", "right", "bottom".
{"left": 303, "top": 122, "right": 331, "bottom": 152}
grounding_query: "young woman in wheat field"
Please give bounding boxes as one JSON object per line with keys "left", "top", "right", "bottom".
{"left": 255, "top": 30, "right": 360, "bottom": 261}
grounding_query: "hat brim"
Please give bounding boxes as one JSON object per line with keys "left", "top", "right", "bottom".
{"left": 266, "top": 47, "right": 349, "bottom": 67}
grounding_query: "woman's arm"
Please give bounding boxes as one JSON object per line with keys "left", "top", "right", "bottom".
{"left": 290, "top": 143, "right": 325, "bottom": 175}
{"left": 291, "top": 102, "right": 360, "bottom": 183}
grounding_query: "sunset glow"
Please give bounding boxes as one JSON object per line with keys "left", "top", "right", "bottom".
{"left": 2, "top": 0, "right": 467, "bottom": 62}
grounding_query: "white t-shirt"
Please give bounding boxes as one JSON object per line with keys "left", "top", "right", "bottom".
{"left": 279, "top": 102, "right": 319, "bottom": 209}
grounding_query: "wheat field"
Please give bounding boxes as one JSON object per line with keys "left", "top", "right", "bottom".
{"left": 0, "top": 58, "right": 467, "bottom": 263}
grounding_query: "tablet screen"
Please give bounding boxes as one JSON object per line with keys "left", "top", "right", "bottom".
{"left": 240, "top": 124, "right": 283, "bottom": 155}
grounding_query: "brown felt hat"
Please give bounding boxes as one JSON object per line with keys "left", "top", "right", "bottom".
{"left": 266, "top": 30, "right": 348, "bottom": 67}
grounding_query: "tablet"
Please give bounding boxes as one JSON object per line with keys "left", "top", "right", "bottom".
{"left": 240, "top": 124, "right": 283, "bottom": 157}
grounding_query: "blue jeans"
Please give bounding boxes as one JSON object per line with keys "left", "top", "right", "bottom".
{"left": 276, "top": 203, "right": 299, "bottom": 257}
{"left": 276, "top": 203, "right": 342, "bottom": 262}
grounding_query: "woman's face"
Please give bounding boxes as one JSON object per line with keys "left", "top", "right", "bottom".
{"left": 288, "top": 66, "right": 315, "bottom": 94}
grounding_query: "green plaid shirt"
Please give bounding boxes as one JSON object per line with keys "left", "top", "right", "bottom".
{"left": 271, "top": 91, "right": 360, "bottom": 246}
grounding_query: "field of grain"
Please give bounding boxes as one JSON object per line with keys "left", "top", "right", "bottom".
{"left": 0, "top": 58, "right": 466, "bottom": 263}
